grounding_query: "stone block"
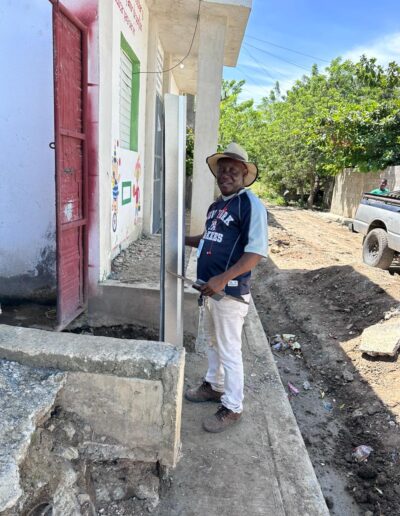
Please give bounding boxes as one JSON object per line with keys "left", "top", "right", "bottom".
{"left": 59, "top": 373, "right": 163, "bottom": 452}
{"left": 0, "top": 324, "right": 185, "bottom": 467}
{"left": 360, "top": 319, "right": 400, "bottom": 357}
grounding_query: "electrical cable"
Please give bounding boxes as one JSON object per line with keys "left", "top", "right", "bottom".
{"left": 242, "top": 45, "right": 278, "bottom": 80}
{"left": 134, "top": 0, "right": 201, "bottom": 75}
{"left": 246, "top": 35, "right": 330, "bottom": 63}
{"left": 244, "top": 42, "right": 312, "bottom": 72}
{"left": 236, "top": 66, "right": 255, "bottom": 84}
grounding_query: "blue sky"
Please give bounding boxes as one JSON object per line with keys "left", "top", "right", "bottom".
{"left": 224, "top": 0, "right": 400, "bottom": 103}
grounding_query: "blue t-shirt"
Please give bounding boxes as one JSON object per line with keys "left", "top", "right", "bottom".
{"left": 197, "top": 189, "right": 268, "bottom": 297}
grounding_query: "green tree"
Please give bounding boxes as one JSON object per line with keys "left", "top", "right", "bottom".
{"left": 258, "top": 57, "right": 400, "bottom": 206}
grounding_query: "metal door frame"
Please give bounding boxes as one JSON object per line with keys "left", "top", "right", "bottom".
{"left": 152, "top": 93, "right": 165, "bottom": 234}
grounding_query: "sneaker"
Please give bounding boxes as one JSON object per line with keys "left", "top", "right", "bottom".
{"left": 202, "top": 405, "right": 242, "bottom": 433}
{"left": 185, "top": 381, "right": 223, "bottom": 403}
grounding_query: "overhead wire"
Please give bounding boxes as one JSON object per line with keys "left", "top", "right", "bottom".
{"left": 242, "top": 45, "right": 280, "bottom": 81}
{"left": 246, "top": 35, "right": 330, "bottom": 64}
{"left": 244, "top": 42, "right": 312, "bottom": 72}
{"left": 134, "top": 0, "right": 201, "bottom": 74}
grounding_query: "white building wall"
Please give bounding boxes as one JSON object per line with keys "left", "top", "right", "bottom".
{"left": 0, "top": 1, "right": 56, "bottom": 299}
{"left": 98, "top": 0, "right": 149, "bottom": 281}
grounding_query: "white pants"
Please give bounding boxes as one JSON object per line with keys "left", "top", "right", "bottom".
{"left": 203, "top": 294, "right": 250, "bottom": 413}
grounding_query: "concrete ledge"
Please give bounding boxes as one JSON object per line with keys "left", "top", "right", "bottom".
{"left": 88, "top": 280, "right": 199, "bottom": 337}
{"left": 0, "top": 325, "right": 185, "bottom": 467}
{"left": 244, "top": 300, "right": 330, "bottom": 516}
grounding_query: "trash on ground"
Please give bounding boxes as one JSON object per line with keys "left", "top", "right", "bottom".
{"left": 323, "top": 401, "right": 333, "bottom": 412}
{"left": 353, "top": 445, "right": 373, "bottom": 462}
{"left": 282, "top": 334, "right": 296, "bottom": 340}
{"left": 288, "top": 382, "right": 300, "bottom": 396}
{"left": 270, "top": 333, "right": 302, "bottom": 353}
{"left": 303, "top": 380, "right": 311, "bottom": 390}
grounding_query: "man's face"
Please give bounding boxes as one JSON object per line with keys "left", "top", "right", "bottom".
{"left": 216, "top": 158, "right": 248, "bottom": 196}
{"left": 380, "top": 180, "right": 387, "bottom": 190}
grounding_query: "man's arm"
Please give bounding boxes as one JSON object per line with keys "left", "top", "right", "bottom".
{"left": 199, "top": 252, "right": 262, "bottom": 297}
{"left": 185, "top": 234, "right": 203, "bottom": 248}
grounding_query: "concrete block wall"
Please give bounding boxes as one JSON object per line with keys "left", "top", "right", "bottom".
{"left": 0, "top": 325, "right": 185, "bottom": 468}
{"left": 330, "top": 166, "right": 400, "bottom": 218}
{"left": 89, "top": 280, "right": 199, "bottom": 339}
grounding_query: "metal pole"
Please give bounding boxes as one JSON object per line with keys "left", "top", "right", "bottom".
{"left": 162, "top": 94, "right": 186, "bottom": 346}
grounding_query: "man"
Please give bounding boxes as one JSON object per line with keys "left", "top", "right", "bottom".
{"left": 185, "top": 142, "right": 268, "bottom": 433}
{"left": 370, "top": 178, "right": 390, "bottom": 195}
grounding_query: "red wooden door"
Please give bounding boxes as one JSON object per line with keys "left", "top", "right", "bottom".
{"left": 52, "top": 1, "right": 88, "bottom": 329}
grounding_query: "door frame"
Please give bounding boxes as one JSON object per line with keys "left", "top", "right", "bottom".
{"left": 51, "top": 0, "right": 89, "bottom": 330}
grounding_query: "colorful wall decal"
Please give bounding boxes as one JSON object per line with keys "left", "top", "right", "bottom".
{"left": 133, "top": 155, "right": 142, "bottom": 224}
{"left": 111, "top": 141, "right": 121, "bottom": 232}
{"left": 122, "top": 181, "right": 132, "bottom": 205}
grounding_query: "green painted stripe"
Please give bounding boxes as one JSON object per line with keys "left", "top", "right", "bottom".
{"left": 121, "top": 33, "right": 140, "bottom": 152}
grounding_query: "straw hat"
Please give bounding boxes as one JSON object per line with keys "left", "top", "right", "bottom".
{"left": 206, "top": 142, "right": 258, "bottom": 187}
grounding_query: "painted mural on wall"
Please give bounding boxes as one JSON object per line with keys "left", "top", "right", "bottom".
{"left": 110, "top": 0, "right": 147, "bottom": 253}
{"left": 133, "top": 156, "right": 142, "bottom": 224}
{"left": 111, "top": 142, "right": 121, "bottom": 232}
{"left": 111, "top": 142, "right": 143, "bottom": 250}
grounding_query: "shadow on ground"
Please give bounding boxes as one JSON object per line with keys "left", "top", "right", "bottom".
{"left": 253, "top": 257, "right": 400, "bottom": 515}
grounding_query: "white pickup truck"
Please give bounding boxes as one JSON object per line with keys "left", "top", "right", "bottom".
{"left": 351, "top": 190, "right": 400, "bottom": 269}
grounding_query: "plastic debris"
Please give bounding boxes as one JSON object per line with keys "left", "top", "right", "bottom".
{"left": 270, "top": 334, "right": 302, "bottom": 354}
{"left": 303, "top": 380, "right": 311, "bottom": 390}
{"left": 288, "top": 382, "right": 300, "bottom": 396}
{"left": 323, "top": 401, "right": 333, "bottom": 412}
{"left": 353, "top": 445, "right": 373, "bottom": 462}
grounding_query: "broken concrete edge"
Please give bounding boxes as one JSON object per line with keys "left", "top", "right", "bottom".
{"left": 0, "top": 324, "right": 183, "bottom": 381}
{"left": 0, "top": 360, "right": 66, "bottom": 512}
{"left": 244, "top": 299, "right": 330, "bottom": 516}
{"left": 160, "top": 354, "right": 185, "bottom": 467}
{"left": 0, "top": 325, "right": 185, "bottom": 469}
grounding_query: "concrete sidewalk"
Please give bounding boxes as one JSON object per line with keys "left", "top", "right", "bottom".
{"left": 154, "top": 300, "right": 329, "bottom": 516}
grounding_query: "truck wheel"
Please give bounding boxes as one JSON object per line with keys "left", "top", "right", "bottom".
{"left": 363, "top": 228, "right": 394, "bottom": 269}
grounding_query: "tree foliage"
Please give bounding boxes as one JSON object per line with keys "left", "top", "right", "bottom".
{"left": 218, "top": 57, "right": 400, "bottom": 204}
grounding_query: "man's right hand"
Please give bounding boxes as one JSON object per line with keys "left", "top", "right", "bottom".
{"left": 185, "top": 234, "right": 203, "bottom": 248}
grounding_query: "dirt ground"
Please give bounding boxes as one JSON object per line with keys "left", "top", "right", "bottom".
{"left": 3, "top": 207, "right": 399, "bottom": 515}
{"left": 253, "top": 205, "right": 400, "bottom": 516}
{"left": 109, "top": 207, "right": 400, "bottom": 515}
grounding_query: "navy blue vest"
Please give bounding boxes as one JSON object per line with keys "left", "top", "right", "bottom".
{"left": 197, "top": 189, "right": 262, "bottom": 297}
